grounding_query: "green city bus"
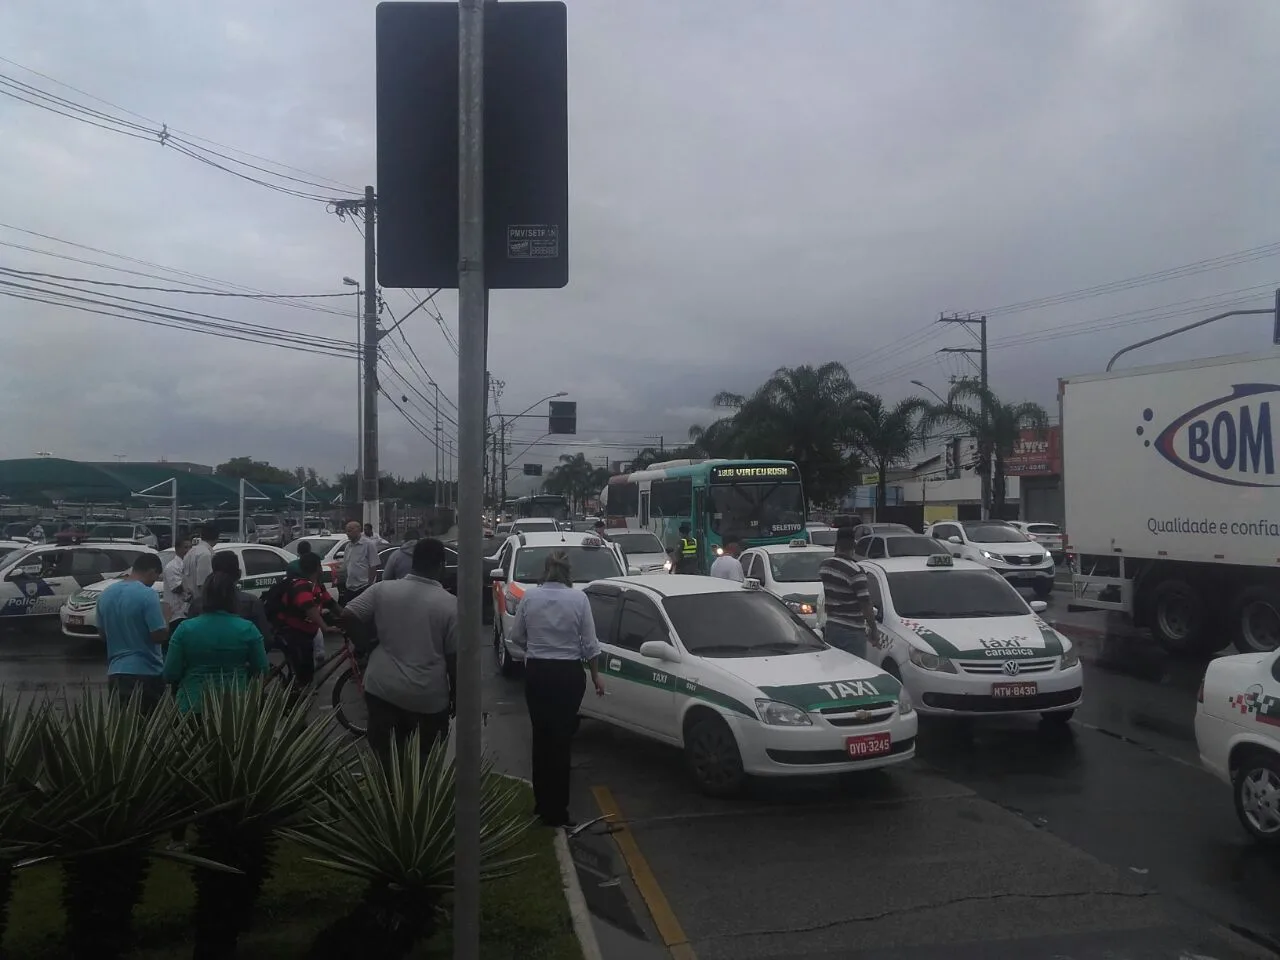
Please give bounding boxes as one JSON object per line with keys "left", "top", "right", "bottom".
{"left": 601, "top": 459, "right": 806, "bottom": 573}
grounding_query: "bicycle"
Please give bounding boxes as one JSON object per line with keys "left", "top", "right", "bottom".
{"left": 266, "top": 629, "right": 369, "bottom": 736}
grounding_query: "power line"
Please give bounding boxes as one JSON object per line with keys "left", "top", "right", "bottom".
{"left": 0, "top": 66, "right": 360, "bottom": 202}
{"left": 0, "top": 266, "right": 352, "bottom": 299}
{"left": 0, "top": 55, "right": 362, "bottom": 193}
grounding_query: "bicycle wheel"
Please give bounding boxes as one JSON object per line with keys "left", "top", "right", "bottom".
{"left": 331, "top": 665, "right": 368, "bottom": 737}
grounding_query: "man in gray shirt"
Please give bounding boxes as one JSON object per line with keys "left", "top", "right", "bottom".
{"left": 342, "top": 537, "right": 457, "bottom": 764}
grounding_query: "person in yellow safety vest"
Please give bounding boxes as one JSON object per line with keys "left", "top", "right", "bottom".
{"left": 668, "top": 522, "right": 700, "bottom": 574}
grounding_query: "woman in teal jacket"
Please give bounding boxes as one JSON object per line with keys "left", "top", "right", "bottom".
{"left": 164, "top": 571, "right": 269, "bottom": 713}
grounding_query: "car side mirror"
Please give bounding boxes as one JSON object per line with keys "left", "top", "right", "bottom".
{"left": 947, "top": 535, "right": 962, "bottom": 545}
{"left": 639, "top": 639, "right": 680, "bottom": 663}
{"left": 627, "top": 566, "right": 641, "bottom": 576}
{"left": 489, "top": 568, "right": 505, "bottom": 581}
{"left": 1029, "top": 600, "right": 1048, "bottom": 613}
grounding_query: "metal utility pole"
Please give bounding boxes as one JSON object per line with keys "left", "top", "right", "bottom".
{"left": 938, "top": 312, "right": 989, "bottom": 517}
{"left": 361, "top": 186, "right": 380, "bottom": 533}
{"left": 434, "top": 382, "right": 442, "bottom": 508}
{"left": 453, "top": 0, "right": 487, "bottom": 953}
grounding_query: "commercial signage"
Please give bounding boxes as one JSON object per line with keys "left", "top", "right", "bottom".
{"left": 1005, "top": 426, "right": 1062, "bottom": 476}
{"left": 709, "top": 464, "right": 800, "bottom": 483}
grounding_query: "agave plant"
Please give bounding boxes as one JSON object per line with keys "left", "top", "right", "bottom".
{"left": 288, "top": 735, "right": 531, "bottom": 959}
{"left": 184, "top": 681, "right": 347, "bottom": 959}
{"left": 0, "top": 695, "right": 52, "bottom": 943}
{"left": 31, "top": 690, "right": 227, "bottom": 960}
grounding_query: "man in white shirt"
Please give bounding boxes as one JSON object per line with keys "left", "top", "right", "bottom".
{"left": 182, "top": 524, "right": 218, "bottom": 602}
{"left": 339, "top": 520, "right": 381, "bottom": 604}
{"left": 709, "top": 536, "right": 746, "bottom": 582}
{"left": 163, "top": 536, "right": 192, "bottom": 632}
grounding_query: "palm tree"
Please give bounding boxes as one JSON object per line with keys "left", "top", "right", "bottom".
{"left": 692, "top": 364, "right": 861, "bottom": 507}
{"left": 922, "top": 382, "right": 1049, "bottom": 518}
{"left": 851, "top": 394, "right": 929, "bottom": 510}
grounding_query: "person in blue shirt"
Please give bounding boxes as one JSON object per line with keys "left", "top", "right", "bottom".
{"left": 98, "top": 552, "right": 168, "bottom": 713}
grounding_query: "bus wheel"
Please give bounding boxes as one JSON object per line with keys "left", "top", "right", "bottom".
{"left": 1229, "top": 585, "right": 1280, "bottom": 654}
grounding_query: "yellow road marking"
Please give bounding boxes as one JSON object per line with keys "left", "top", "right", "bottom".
{"left": 591, "top": 785, "right": 697, "bottom": 959}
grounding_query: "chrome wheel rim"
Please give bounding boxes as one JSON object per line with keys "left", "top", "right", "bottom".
{"left": 1240, "top": 767, "right": 1280, "bottom": 835}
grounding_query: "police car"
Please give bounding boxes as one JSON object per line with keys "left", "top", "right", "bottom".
{"left": 0, "top": 543, "right": 158, "bottom": 622}
{"left": 856, "top": 554, "right": 1082, "bottom": 723}
{"left": 581, "top": 575, "right": 917, "bottom": 796}
{"left": 59, "top": 543, "right": 298, "bottom": 640}
{"left": 490, "top": 532, "right": 629, "bottom": 676}
{"left": 1194, "top": 647, "right": 1280, "bottom": 845}
{"left": 738, "top": 539, "right": 829, "bottom": 626}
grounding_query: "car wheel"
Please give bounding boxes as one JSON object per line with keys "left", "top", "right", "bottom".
{"left": 1147, "top": 578, "right": 1216, "bottom": 656}
{"left": 684, "top": 713, "right": 745, "bottom": 798}
{"left": 1032, "top": 580, "right": 1054, "bottom": 599}
{"left": 1040, "top": 709, "right": 1074, "bottom": 725}
{"left": 1233, "top": 750, "right": 1280, "bottom": 845}
{"left": 1228, "top": 585, "right": 1280, "bottom": 654}
{"left": 493, "top": 618, "right": 518, "bottom": 677}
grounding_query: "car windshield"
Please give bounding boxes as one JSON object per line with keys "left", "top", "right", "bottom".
{"left": 608, "top": 532, "right": 665, "bottom": 554}
{"left": 808, "top": 529, "right": 838, "bottom": 546}
{"left": 1026, "top": 523, "right": 1061, "bottom": 536}
{"left": 0, "top": 548, "right": 37, "bottom": 573}
{"left": 2, "top": 524, "right": 30, "bottom": 537}
{"left": 708, "top": 481, "right": 806, "bottom": 540}
{"left": 767, "top": 551, "right": 826, "bottom": 583}
{"left": 513, "top": 546, "right": 623, "bottom": 583}
{"left": 513, "top": 520, "right": 558, "bottom": 533}
{"left": 210, "top": 517, "right": 246, "bottom": 534}
{"left": 662, "top": 591, "right": 826, "bottom": 657}
{"left": 886, "top": 570, "right": 1028, "bottom": 618}
{"left": 874, "top": 524, "right": 913, "bottom": 533}
{"left": 89, "top": 524, "right": 134, "bottom": 539}
{"left": 961, "top": 522, "right": 1028, "bottom": 544}
{"left": 885, "top": 536, "right": 949, "bottom": 558}
{"left": 252, "top": 515, "right": 277, "bottom": 525}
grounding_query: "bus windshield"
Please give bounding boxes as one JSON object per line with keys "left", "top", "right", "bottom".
{"left": 517, "top": 497, "right": 569, "bottom": 520}
{"left": 708, "top": 482, "right": 805, "bottom": 540}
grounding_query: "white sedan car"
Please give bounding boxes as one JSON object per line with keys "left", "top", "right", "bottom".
{"left": 739, "top": 540, "right": 829, "bottom": 626}
{"left": 490, "top": 531, "right": 629, "bottom": 675}
{"left": 925, "top": 519, "right": 1056, "bottom": 599}
{"left": 1195, "top": 648, "right": 1280, "bottom": 845}
{"left": 601, "top": 529, "right": 670, "bottom": 574}
{"left": 60, "top": 543, "right": 297, "bottom": 640}
{"left": 1, "top": 543, "right": 157, "bottom": 622}
{"left": 581, "top": 575, "right": 917, "bottom": 796}
{"left": 857, "top": 554, "right": 1082, "bottom": 723}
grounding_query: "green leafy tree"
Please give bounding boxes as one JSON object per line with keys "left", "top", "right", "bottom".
{"left": 922, "top": 382, "right": 1049, "bottom": 518}
{"left": 215, "top": 457, "right": 296, "bottom": 486}
{"left": 850, "top": 394, "right": 929, "bottom": 509}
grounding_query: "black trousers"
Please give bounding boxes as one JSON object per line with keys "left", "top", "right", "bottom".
{"left": 366, "top": 692, "right": 450, "bottom": 767}
{"left": 524, "top": 658, "right": 586, "bottom": 823}
{"left": 107, "top": 674, "right": 166, "bottom": 715}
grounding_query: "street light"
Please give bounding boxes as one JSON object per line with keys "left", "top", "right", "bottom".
{"left": 492, "top": 391, "right": 569, "bottom": 506}
{"left": 911, "top": 379, "right": 947, "bottom": 405}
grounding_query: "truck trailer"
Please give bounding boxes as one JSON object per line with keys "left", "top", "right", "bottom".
{"left": 1063, "top": 349, "right": 1280, "bottom": 655}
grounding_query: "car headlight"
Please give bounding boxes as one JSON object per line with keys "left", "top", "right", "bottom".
{"left": 754, "top": 699, "right": 812, "bottom": 726}
{"left": 979, "top": 550, "right": 1001, "bottom": 561}
{"left": 1059, "top": 645, "right": 1079, "bottom": 669}
{"left": 898, "top": 690, "right": 914, "bottom": 715}
{"left": 663, "top": 559, "right": 672, "bottom": 571}
{"left": 786, "top": 601, "right": 815, "bottom": 616}
{"left": 908, "top": 646, "right": 957, "bottom": 674}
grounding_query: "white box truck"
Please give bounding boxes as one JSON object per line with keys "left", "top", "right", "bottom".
{"left": 1062, "top": 349, "right": 1280, "bottom": 655}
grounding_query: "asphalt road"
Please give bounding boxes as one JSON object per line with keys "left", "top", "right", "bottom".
{"left": 5, "top": 586, "right": 1278, "bottom": 960}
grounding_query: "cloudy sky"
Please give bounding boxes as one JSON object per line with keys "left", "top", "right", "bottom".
{"left": 2, "top": 0, "right": 1278, "bottom": 490}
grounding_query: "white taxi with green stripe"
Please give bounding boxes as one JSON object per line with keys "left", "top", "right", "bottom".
{"left": 59, "top": 543, "right": 298, "bottom": 640}
{"left": 857, "top": 554, "right": 1083, "bottom": 722}
{"left": 579, "top": 574, "right": 917, "bottom": 797}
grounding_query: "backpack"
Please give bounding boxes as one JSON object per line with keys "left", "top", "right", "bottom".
{"left": 262, "top": 577, "right": 295, "bottom": 624}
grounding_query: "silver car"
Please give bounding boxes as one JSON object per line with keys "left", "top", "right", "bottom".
{"left": 602, "top": 529, "right": 670, "bottom": 574}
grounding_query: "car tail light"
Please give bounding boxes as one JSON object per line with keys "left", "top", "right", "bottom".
{"left": 1197, "top": 678, "right": 1204, "bottom": 704}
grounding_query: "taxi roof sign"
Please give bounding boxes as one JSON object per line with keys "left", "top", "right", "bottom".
{"left": 581, "top": 536, "right": 604, "bottom": 549}
{"left": 742, "top": 577, "right": 763, "bottom": 591}
{"left": 926, "top": 553, "right": 954, "bottom": 567}
{"left": 789, "top": 539, "right": 808, "bottom": 548}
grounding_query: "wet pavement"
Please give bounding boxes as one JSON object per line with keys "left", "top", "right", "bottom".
{"left": 4, "top": 589, "right": 1279, "bottom": 959}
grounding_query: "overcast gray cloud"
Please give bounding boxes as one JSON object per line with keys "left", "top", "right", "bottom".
{"left": 1, "top": 0, "right": 1278, "bottom": 481}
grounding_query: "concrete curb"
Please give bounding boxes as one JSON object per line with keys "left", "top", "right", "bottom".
{"left": 554, "top": 830, "right": 605, "bottom": 960}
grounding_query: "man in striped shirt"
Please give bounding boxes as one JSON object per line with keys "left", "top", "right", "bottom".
{"left": 818, "top": 526, "right": 880, "bottom": 658}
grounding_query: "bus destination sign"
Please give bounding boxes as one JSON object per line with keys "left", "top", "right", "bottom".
{"left": 709, "top": 464, "right": 800, "bottom": 483}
